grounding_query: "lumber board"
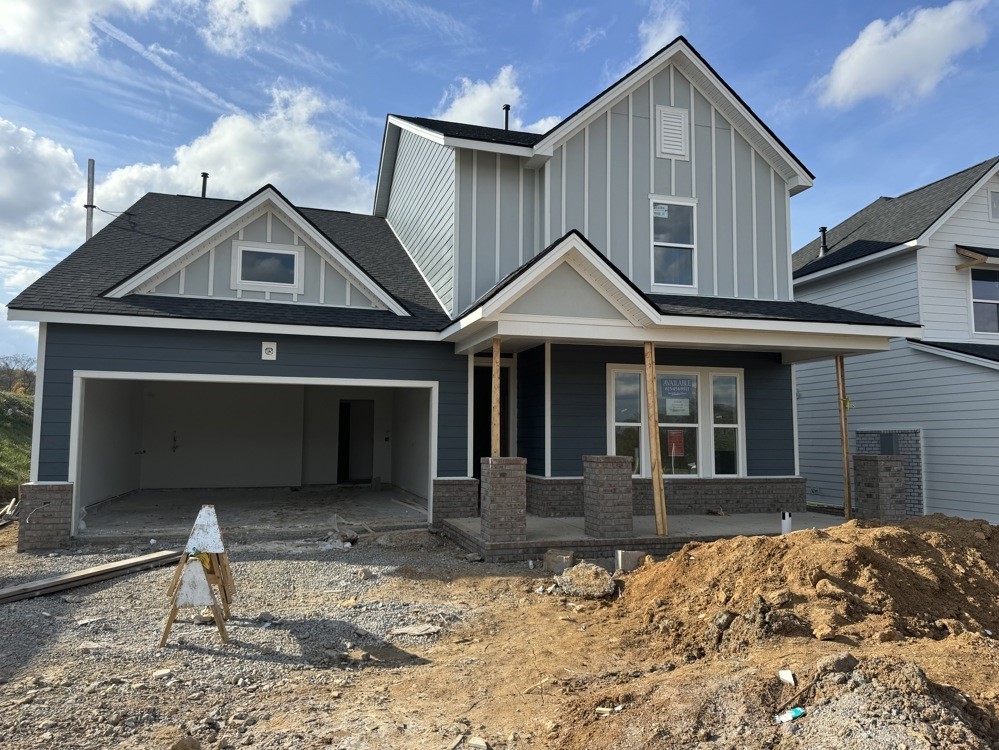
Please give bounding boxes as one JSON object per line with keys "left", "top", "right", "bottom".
{"left": 0, "top": 549, "right": 181, "bottom": 605}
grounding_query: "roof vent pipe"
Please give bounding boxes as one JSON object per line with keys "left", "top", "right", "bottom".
{"left": 502, "top": 103, "right": 510, "bottom": 130}
{"left": 819, "top": 226, "right": 828, "bottom": 257}
{"left": 201, "top": 172, "right": 209, "bottom": 198}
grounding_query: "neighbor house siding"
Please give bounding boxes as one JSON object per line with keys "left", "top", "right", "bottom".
{"left": 794, "top": 252, "right": 921, "bottom": 324}
{"left": 796, "top": 340, "right": 999, "bottom": 523}
{"left": 385, "top": 129, "right": 456, "bottom": 314}
{"left": 919, "top": 172, "right": 999, "bottom": 342}
{"left": 548, "top": 344, "right": 795, "bottom": 477}
{"left": 36, "top": 324, "right": 468, "bottom": 483}
{"left": 544, "top": 65, "right": 792, "bottom": 301}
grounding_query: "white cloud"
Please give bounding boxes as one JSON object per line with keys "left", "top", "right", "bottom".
{"left": 434, "top": 66, "right": 560, "bottom": 133}
{"left": 575, "top": 26, "right": 607, "bottom": 52}
{"left": 0, "top": 0, "right": 156, "bottom": 64}
{"left": 818, "top": 0, "right": 988, "bottom": 109}
{"left": 201, "top": 0, "right": 304, "bottom": 56}
{"left": 636, "top": 0, "right": 685, "bottom": 62}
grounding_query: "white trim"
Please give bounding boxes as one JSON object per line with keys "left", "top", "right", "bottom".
{"left": 908, "top": 340, "right": 999, "bottom": 372}
{"left": 67, "top": 370, "right": 440, "bottom": 534}
{"left": 605, "top": 109, "right": 612, "bottom": 249}
{"left": 793, "top": 241, "right": 919, "bottom": 286}
{"left": 387, "top": 115, "right": 534, "bottom": 158}
{"left": 28, "top": 322, "right": 46, "bottom": 482}
{"left": 790, "top": 364, "right": 800, "bottom": 476}
{"left": 10, "top": 309, "right": 440, "bottom": 341}
{"left": 142, "top": 289, "right": 369, "bottom": 312}
{"left": 918, "top": 160, "right": 999, "bottom": 244}
{"left": 319, "top": 260, "right": 326, "bottom": 305}
{"left": 969, "top": 266, "right": 999, "bottom": 335}
{"left": 544, "top": 340, "right": 551, "bottom": 477}
{"left": 530, "top": 39, "right": 812, "bottom": 191}
{"left": 770, "top": 167, "right": 778, "bottom": 297}
{"left": 628, "top": 92, "right": 634, "bottom": 278}
{"left": 751, "top": 152, "right": 758, "bottom": 299}
{"left": 518, "top": 164, "right": 525, "bottom": 265}
{"left": 231, "top": 241, "right": 305, "bottom": 295}
{"left": 453, "top": 148, "right": 461, "bottom": 312}
{"left": 710, "top": 106, "right": 717, "bottom": 294}
{"left": 544, "top": 160, "right": 551, "bottom": 245}
{"left": 178, "top": 267, "right": 186, "bottom": 296}
{"left": 107, "top": 190, "right": 408, "bottom": 316}
{"left": 606, "top": 362, "right": 747, "bottom": 479}
{"left": 207, "top": 248, "right": 215, "bottom": 297}
{"left": 650, "top": 195, "right": 698, "bottom": 291}
{"left": 495, "top": 152, "right": 501, "bottom": 284}
{"left": 471, "top": 150, "right": 478, "bottom": 302}
{"left": 731, "top": 126, "right": 738, "bottom": 297}
{"left": 583, "top": 124, "right": 590, "bottom": 236}
{"left": 560, "top": 143, "right": 567, "bottom": 236}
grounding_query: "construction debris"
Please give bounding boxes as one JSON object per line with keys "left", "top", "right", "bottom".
{"left": 0, "top": 549, "right": 180, "bottom": 605}
{"left": 388, "top": 624, "right": 441, "bottom": 637}
{"left": 543, "top": 549, "right": 575, "bottom": 575}
{"left": 554, "top": 561, "right": 616, "bottom": 599}
{"left": 0, "top": 498, "right": 18, "bottom": 530}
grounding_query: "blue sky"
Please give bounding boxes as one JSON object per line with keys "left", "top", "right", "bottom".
{"left": 1, "top": 0, "right": 998, "bottom": 355}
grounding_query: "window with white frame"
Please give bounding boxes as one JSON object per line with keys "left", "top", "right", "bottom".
{"left": 989, "top": 190, "right": 999, "bottom": 222}
{"left": 609, "top": 366, "right": 743, "bottom": 477}
{"left": 652, "top": 201, "right": 695, "bottom": 287}
{"left": 232, "top": 242, "right": 305, "bottom": 294}
{"left": 972, "top": 268, "right": 999, "bottom": 333}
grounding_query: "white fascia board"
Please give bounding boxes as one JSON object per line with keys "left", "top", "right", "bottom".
{"left": 107, "top": 187, "right": 410, "bottom": 317}
{"left": 917, "top": 160, "right": 999, "bottom": 245}
{"left": 908, "top": 341, "right": 999, "bottom": 373}
{"left": 793, "top": 241, "right": 919, "bottom": 287}
{"left": 6, "top": 309, "right": 439, "bottom": 341}
{"left": 372, "top": 119, "right": 400, "bottom": 217}
{"left": 387, "top": 116, "right": 447, "bottom": 146}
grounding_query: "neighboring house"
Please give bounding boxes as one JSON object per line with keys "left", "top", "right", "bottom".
{"left": 8, "top": 37, "right": 915, "bottom": 548}
{"left": 794, "top": 156, "right": 999, "bottom": 524}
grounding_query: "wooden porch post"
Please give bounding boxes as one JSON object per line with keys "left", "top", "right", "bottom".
{"left": 491, "top": 337, "right": 501, "bottom": 458}
{"left": 644, "top": 342, "right": 668, "bottom": 536}
{"left": 835, "top": 355, "right": 853, "bottom": 520}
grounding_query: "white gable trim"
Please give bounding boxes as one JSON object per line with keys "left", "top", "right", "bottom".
{"left": 388, "top": 116, "right": 534, "bottom": 158}
{"left": 793, "top": 241, "right": 920, "bottom": 286}
{"left": 531, "top": 40, "right": 811, "bottom": 191}
{"left": 919, "top": 160, "right": 999, "bottom": 245}
{"left": 106, "top": 187, "right": 410, "bottom": 317}
{"left": 476, "top": 235, "right": 662, "bottom": 326}
{"left": 908, "top": 341, "right": 999, "bottom": 373}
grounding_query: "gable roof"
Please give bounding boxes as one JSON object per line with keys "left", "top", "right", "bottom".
{"left": 794, "top": 156, "right": 999, "bottom": 280}
{"left": 454, "top": 229, "right": 917, "bottom": 330}
{"left": 390, "top": 115, "right": 544, "bottom": 148}
{"left": 8, "top": 191, "right": 450, "bottom": 332}
{"left": 914, "top": 340, "right": 999, "bottom": 364}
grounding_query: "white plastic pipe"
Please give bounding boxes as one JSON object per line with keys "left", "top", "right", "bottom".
{"left": 781, "top": 511, "right": 792, "bottom": 535}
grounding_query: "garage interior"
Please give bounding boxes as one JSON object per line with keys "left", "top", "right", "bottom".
{"left": 73, "top": 378, "right": 433, "bottom": 540}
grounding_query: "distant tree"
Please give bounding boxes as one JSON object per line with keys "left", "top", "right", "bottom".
{"left": 0, "top": 355, "right": 36, "bottom": 395}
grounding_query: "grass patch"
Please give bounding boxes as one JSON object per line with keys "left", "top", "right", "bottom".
{"left": 0, "top": 391, "right": 32, "bottom": 502}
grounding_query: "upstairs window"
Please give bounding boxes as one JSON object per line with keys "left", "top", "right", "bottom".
{"left": 652, "top": 201, "right": 695, "bottom": 287}
{"left": 232, "top": 242, "right": 305, "bottom": 294}
{"left": 989, "top": 190, "right": 999, "bottom": 222}
{"left": 972, "top": 268, "right": 999, "bottom": 333}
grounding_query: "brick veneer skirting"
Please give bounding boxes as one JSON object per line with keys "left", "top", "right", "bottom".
{"left": 430, "top": 478, "right": 479, "bottom": 529}
{"left": 526, "top": 475, "right": 806, "bottom": 517}
{"left": 582, "top": 456, "right": 634, "bottom": 538}
{"left": 17, "top": 482, "right": 74, "bottom": 552}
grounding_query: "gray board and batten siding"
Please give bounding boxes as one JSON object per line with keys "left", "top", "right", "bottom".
{"left": 518, "top": 344, "right": 795, "bottom": 478}
{"left": 795, "top": 340, "right": 999, "bottom": 524}
{"left": 147, "top": 211, "right": 379, "bottom": 308}
{"left": 385, "top": 129, "right": 457, "bottom": 315}
{"left": 35, "top": 324, "right": 469, "bottom": 484}
{"left": 450, "top": 64, "right": 792, "bottom": 313}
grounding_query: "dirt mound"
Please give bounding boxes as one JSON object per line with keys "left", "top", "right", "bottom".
{"left": 622, "top": 514, "right": 999, "bottom": 657}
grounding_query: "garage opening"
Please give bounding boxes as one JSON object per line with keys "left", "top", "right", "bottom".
{"left": 71, "top": 375, "right": 436, "bottom": 539}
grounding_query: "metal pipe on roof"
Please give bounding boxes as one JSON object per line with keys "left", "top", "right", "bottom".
{"left": 201, "top": 172, "right": 209, "bottom": 198}
{"left": 502, "top": 103, "right": 510, "bottom": 130}
{"left": 84, "top": 159, "right": 95, "bottom": 241}
{"left": 819, "top": 226, "right": 828, "bottom": 257}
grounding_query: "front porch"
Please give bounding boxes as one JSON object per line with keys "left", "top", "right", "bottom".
{"left": 443, "top": 509, "right": 842, "bottom": 563}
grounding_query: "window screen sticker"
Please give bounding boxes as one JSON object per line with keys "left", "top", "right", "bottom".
{"left": 653, "top": 204, "right": 670, "bottom": 219}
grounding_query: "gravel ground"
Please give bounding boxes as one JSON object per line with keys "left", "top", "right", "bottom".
{"left": 0, "top": 529, "right": 488, "bottom": 750}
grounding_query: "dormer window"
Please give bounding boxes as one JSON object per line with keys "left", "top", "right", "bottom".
{"left": 972, "top": 268, "right": 999, "bottom": 333}
{"left": 652, "top": 200, "right": 696, "bottom": 288}
{"left": 232, "top": 241, "right": 305, "bottom": 294}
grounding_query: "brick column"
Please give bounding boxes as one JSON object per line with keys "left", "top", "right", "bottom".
{"left": 853, "top": 455, "right": 905, "bottom": 522}
{"left": 430, "top": 478, "right": 480, "bottom": 529}
{"left": 17, "top": 482, "right": 74, "bottom": 552}
{"left": 479, "top": 457, "right": 527, "bottom": 543}
{"left": 582, "top": 455, "right": 634, "bottom": 539}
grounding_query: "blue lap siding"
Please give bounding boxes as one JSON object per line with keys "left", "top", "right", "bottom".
{"left": 548, "top": 344, "right": 794, "bottom": 477}
{"left": 37, "top": 323, "right": 468, "bottom": 482}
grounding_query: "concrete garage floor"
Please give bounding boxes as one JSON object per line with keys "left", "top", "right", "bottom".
{"left": 79, "top": 485, "right": 428, "bottom": 545}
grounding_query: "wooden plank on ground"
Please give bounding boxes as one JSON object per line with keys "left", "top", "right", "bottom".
{"left": 0, "top": 549, "right": 181, "bottom": 605}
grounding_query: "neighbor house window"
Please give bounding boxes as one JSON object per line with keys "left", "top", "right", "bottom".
{"left": 609, "top": 366, "right": 743, "bottom": 478}
{"left": 652, "top": 201, "right": 695, "bottom": 287}
{"left": 972, "top": 268, "right": 999, "bottom": 333}
{"left": 232, "top": 242, "right": 305, "bottom": 294}
{"left": 989, "top": 190, "right": 999, "bottom": 222}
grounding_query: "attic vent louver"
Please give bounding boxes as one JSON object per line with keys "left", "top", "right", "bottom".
{"left": 656, "top": 105, "right": 689, "bottom": 161}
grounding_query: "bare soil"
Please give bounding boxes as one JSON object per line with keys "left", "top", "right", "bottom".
{"left": 1, "top": 515, "right": 998, "bottom": 749}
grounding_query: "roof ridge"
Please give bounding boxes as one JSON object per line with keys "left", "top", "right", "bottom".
{"left": 392, "top": 113, "right": 536, "bottom": 137}
{"left": 890, "top": 155, "right": 999, "bottom": 201}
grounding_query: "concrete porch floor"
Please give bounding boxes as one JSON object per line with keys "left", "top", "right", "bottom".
{"left": 442, "top": 511, "right": 843, "bottom": 563}
{"left": 79, "top": 485, "right": 428, "bottom": 545}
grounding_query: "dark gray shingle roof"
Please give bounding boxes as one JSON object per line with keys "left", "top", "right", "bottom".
{"left": 8, "top": 190, "right": 449, "bottom": 331}
{"left": 957, "top": 244, "right": 999, "bottom": 259}
{"left": 392, "top": 115, "right": 544, "bottom": 148}
{"left": 793, "top": 156, "right": 999, "bottom": 279}
{"left": 914, "top": 340, "right": 999, "bottom": 363}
